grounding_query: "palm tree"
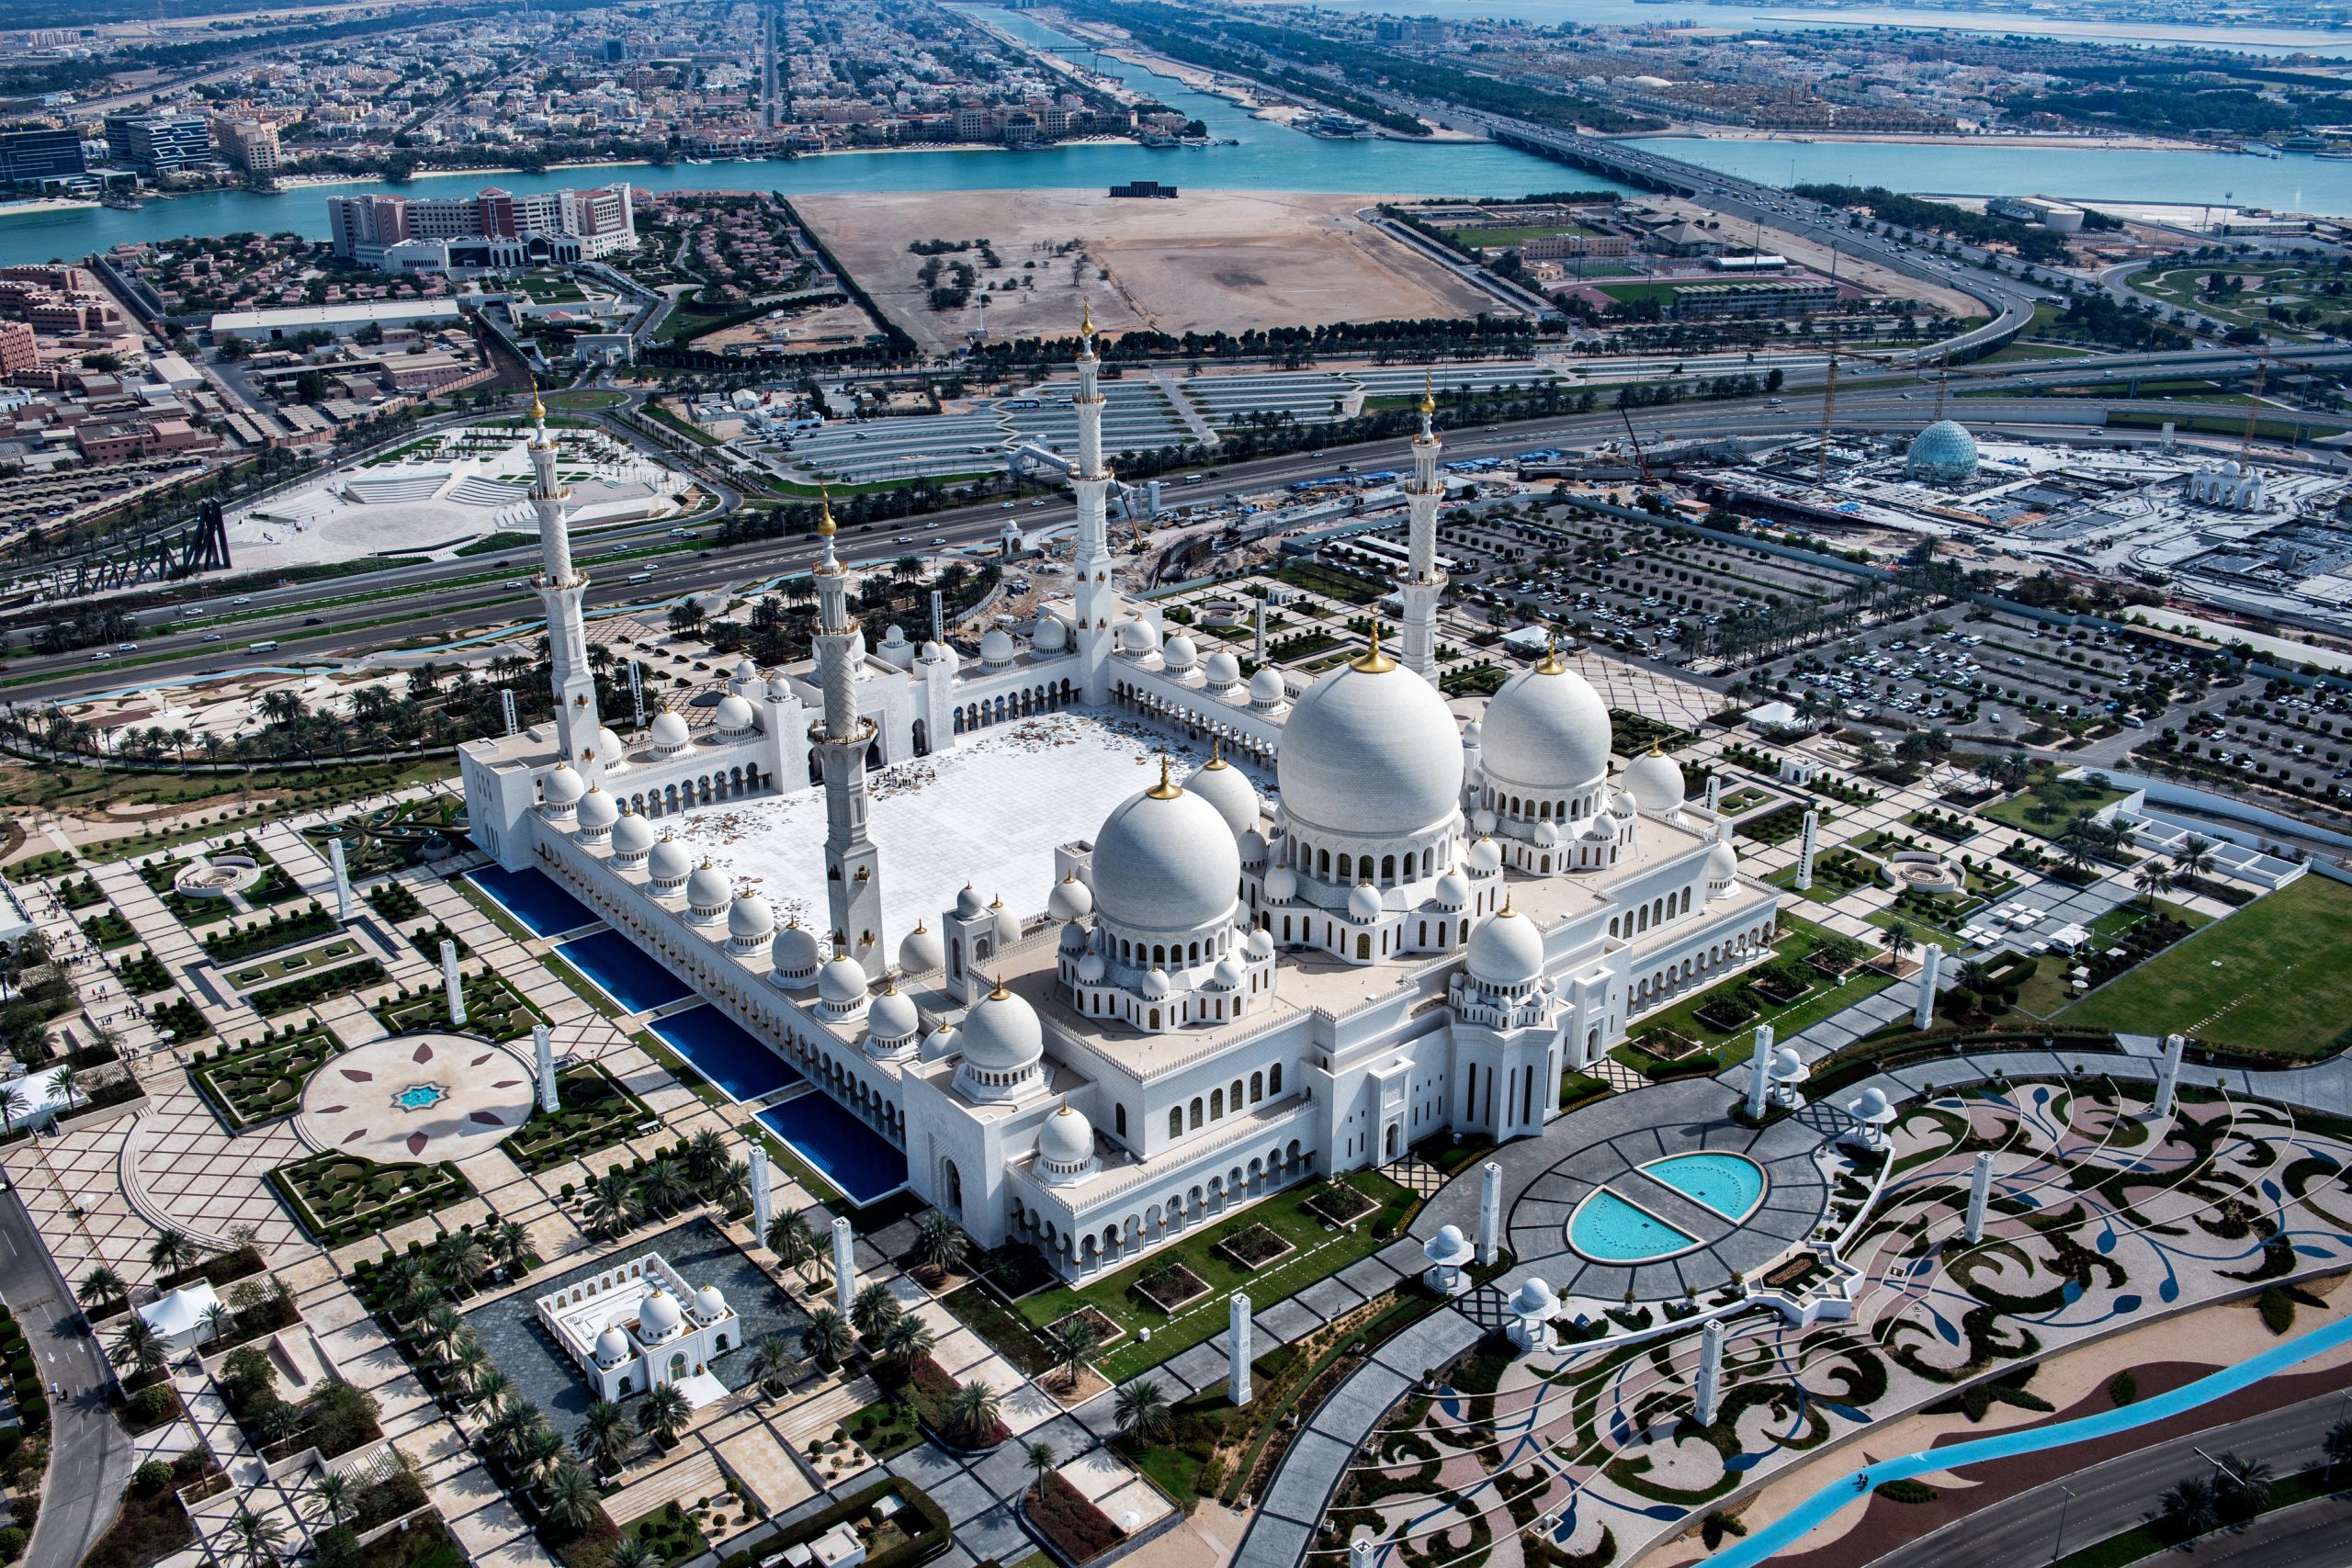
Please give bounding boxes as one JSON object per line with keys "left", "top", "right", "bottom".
{"left": 108, "top": 1314, "right": 166, "bottom": 1378}
{"left": 43, "top": 1066, "right": 75, "bottom": 1111}
{"left": 879, "top": 1314, "right": 933, "bottom": 1372}
{"left": 606, "top": 1539, "right": 655, "bottom": 1568}
{"left": 226, "top": 1506, "right": 287, "bottom": 1568}
{"left": 1883, "top": 920, "right": 1916, "bottom": 969}
{"left": 488, "top": 1220, "right": 531, "bottom": 1277}
{"left": 746, "top": 1335, "right": 796, "bottom": 1399}
{"left": 516, "top": 1417, "right": 568, "bottom": 1490}
{"left": 2327, "top": 1418, "right": 2352, "bottom": 1482}
{"left": 0, "top": 1084, "right": 28, "bottom": 1136}
{"left": 1024, "top": 1439, "right": 1057, "bottom": 1502}
{"left": 2176, "top": 834, "right": 2216, "bottom": 885}
{"left": 482, "top": 1399, "right": 537, "bottom": 1464}
{"left": 639, "top": 1382, "right": 691, "bottom": 1448}
{"left": 851, "top": 1282, "right": 900, "bottom": 1343}
{"left": 77, "top": 1265, "right": 127, "bottom": 1314}
{"left": 147, "top": 1227, "right": 207, "bottom": 1280}
{"left": 712, "top": 1159, "right": 751, "bottom": 1216}
{"left": 765, "top": 1210, "right": 820, "bottom": 1285}
{"left": 1114, "top": 1379, "right": 1171, "bottom": 1444}
{"left": 434, "top": 1233, "right": 491, "bottom": 1294}
{"left": 910, "top": 1211, "right": 967, "bottom": 1282}
{"left": 2214, "top": 1453, "right": 2273, "bottom": 1519}
{"left": 585, "top": 1170, "right": 641, "bottom": 1238}
{"left": 2134, "top": 859, "right": 2175, "bottom": 909}
{"left": 420, "top": 1303, "right": 465, "bottom": 1362}
{"left": 944, "top": 1380, "right": 1001, "bottom": 1447}
{"left": 638, "top": 1158, "right": 688, "bottom": 1215}
{"left": 309, "top": 1472, "right": 353, "bottom": 1528}
{"left": 540, "top": 1460, "right": 602, "bottom": 1534}
{"left": 683, "top": 1129, "right": 729, "bottom": 1183}
{"left": 2159, "top": 1477, "right": 2216, "bottom": 1539}
{"left": 576, "top": 1399, "right": 633, "bottom": 1476}
{"left": 1047, "top": 1314, "right": 1098, "bottom": 1391}
{"left": 449, "top": 1338, "right": 492, "bottom": 1398}
{"left": 2059, "top": 838, "right": 2097, "bottom": 878}
{"left": 799, "top": 1306, "right": 854, "bottom": 1371}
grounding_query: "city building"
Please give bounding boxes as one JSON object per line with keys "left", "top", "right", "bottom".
{"left": 0, "top": 126, "right": 84, "bottom": 188}
{"left": 1523, "top": 233, "right": 1631, "bottom": 260}
{"left": 1988, "top": 195, "right": 2086, "bottom": 233}
{"left": 1905, "top": 418, "right": 1981, "bottom": 483}
{"left": 460, "top": 335, "right": 1779, "bottom": 1283}
{"left": 326, "top": 184, "right": 638, "bottom": 272}
{"left": 1668, "top": 280, "right": 1838, "bottom": 320}
{"left": 101, "top": 113, "right": 215, "bottom": 177}
{"left": 208, "top": 118, "right": 282, "bottom": 176}
{"left": 0, "top": 321, "right": 34, "bottom": 378}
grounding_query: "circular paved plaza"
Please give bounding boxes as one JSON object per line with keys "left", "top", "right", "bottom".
{"left": 297, "top": 1032, "right": 537, "bottom": 1163}
{"left": 1501, "top": 1077, "right": 1835, "bottom": 1303}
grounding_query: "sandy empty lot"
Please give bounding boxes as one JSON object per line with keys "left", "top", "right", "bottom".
{"left": 793, "top": 188, "right": 1495, "bottom": 354}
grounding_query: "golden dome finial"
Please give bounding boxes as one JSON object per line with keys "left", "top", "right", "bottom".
{"left": 1080, "top": 298, "right": 1094, "bottom": 337}
{"left": 817, "top": 485, "right": 835, "bottom": 537}
{"left": 1535, "top": 633, "right": 1566, "bottom": 676}
{"left": 1206, "top": 737, "right": 1225, "bottom": 769}
{"left": 1419, "top": 369, "right": 1435, "bottom": 417}
{"left": 1351, "top": 624, "right": 1396, "bottom": 673}
{"left": 988, "top": 971, "right": 1010, "bottom": 1001}
{"left": 1148, "top": 750, "right": 1181, "bottom": 799}
{"left": 1499, "top": 894, "right": 1516, "bottom": 917}
{"left": 529, "top": 377, "right": 546, "bottom": 424}
{"left": 1647, "top": 737, "right": 1664, "bottom": 758}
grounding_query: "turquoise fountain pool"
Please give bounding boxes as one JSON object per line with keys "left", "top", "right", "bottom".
{"left": 1645, "top": 1152, "right": 1766, "bottom": 1222}
{"left": 1569, "top": 1189, "right": 1701, "bottom": 1263}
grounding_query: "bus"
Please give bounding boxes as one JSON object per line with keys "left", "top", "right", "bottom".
{"left": 628, "top": 571, "right": 652, "bottom": 585}
{"left": 248, "top": 640, "right": 278, "bottom": 654}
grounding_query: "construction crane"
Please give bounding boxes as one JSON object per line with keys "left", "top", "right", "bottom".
{"left": 1620, "top": 406, "right": 1653, "bottom": 484}
{"left": 1815, "top": 329, "right": 1897, "bottom": 482}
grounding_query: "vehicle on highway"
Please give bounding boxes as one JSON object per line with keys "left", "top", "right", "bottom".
{"left": 303, "top": 617, "right": 323, "bottom": 626}
{"left": 203, "top": 633, "right": 221, "bottom": 642}
{"left": 504, "top": 580, "right": 523, "bottom": 589}
{"left": 628, "top": 571, "right": 652, "bottom": 584}
{"left": 87, "top": 650, "right": 106, "bottom": 660}
{"left": 232, "top": 595, "right": 251, "bottom": 604}
{"left": 248, "top": 640, "right": 277, "bottom": 653}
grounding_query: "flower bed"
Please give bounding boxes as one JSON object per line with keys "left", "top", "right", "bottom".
{"left": 1213, "top": 1224, "right": 1295, "bottom": 1270}
{"left": 1025, "top": 1470, "right": 1124, "bottom": 1566}
{"left": 1693, "top": 994, "right": 1758, "bottom": 1033}
{"left": 1634, "top": 1027, "right": 1703, "bottom": 1062}
{"left": 266, "top": 1151, "right": 474, "bottom": 1247}
{"left": 246, "top": 958, "right": 386, "bottom": 1018}
{"left": 202, "top": 903, "right": 339, "bottom": 964}
{"left": 372, "top": 973, "right": 539, "bottom": 1043}
{"left": 1303, "top": 1179, "right": 1377, "bottom": 1226}
{"left": 1747, "top": 967, "right": 1813, "bottom": 1008}
{"left": 1133, "top": 1260, "right": 1211, "bottom": 1314}
{"left": 502, "top": 1064, "right": 652, "bottom": 1174}
{"left": 1046, "top": 1304, "right": 1124, "bottom": 1350}
{"left": 189, "top": 1023, "right": 337, "bottom": 1130}
{"left": 909, "top": 1353, "right": 1008, "bottom": 1450}
{"left": 367, "top": 882, "right": 425, "bottom": 922}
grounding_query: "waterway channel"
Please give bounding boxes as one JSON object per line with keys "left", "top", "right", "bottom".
{"left": 7, "top": 7, "right": 2352, "bottom": 265}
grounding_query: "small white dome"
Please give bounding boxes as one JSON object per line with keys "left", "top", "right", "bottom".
{"left": 1532, "top": 820, "right": 1560, "bottom": 848}
{"left": 1853, "top": 1086, "right": 1891, "bottom": 1120}
{"left": 899, "top": 920, "right": 944, "bottom": 974}
{"left": 1037, "top": 1103, "right": 1093, "bottom": 1165}
{"left": 1238, "top": 829, "right": 1268, "bottom": 866}
{"left": 685, "top": 861, "right": 731, "bottom": 912}
{"left": 1058, "top": 919, "right": 1088, "bottom": 954}
{"left": 728, "top": 890, "right": 774, "bottom": 942}
{"left": 1462, "top": 719, "right": 1483, "bottom": 747}
{"left": 1435, "top": 871, "right": 1471, "bottom": 908}
{"left": 772, "top": 920, "right": 821, "bottom": 976}
{"left": 991, "top": 897, "right": 1022, "bottom": 946}
{"left": 960, "top": 983, "right": 1044, "bottom": 1073}
{"left": 765, "top": 673, "right": 791, "bottom": 701}
{"left": 714, "top": 694, "right": 755, "bottom": 735}
{"left": 596, "top": 726, "right": 625, "bottom": 761}
{"left": 1347, "top": 881, "right": 1384, "bottom": 923}
{"left": 650, "top": 707, "right": 691, "bottom": 751}
{"left": 1091, "top": 766, "right": 1241, "bottom": 939}
{"left": 980, "top": 628, "right": 1016, "bottom": 667}
{"left": 1425, "top": 1224, "right": 1474, "bottom": 1265}
{"left": 594, "top": 1325, "right": 629, "bottom": 1365}
{"left": 1032, "top": 616, "right": 1068, "bottom": 652}
{"left": 1624, "top": 745, "right": 1685, "bottom": 814}
{"left": 1047, "top": 874, "right": 1093, "bottom": 921}
{"left": 734, "top": 657, "right": 758, "bottom": 682}
{"left": 880, "top": 626, "right": 907, "bottom": 650}
{"left": 1250, "top": 665, "right": 1287, "bottom": 705}
{"left": 611, "top": 810, "right": 655, "bottom": 857}
{"left": 1773, "top": 1046, "right": 1804, "bottom": 1078}
{"left": 1186, "top": 752, "right": 1260, "bottom": 836}
{"left": 1264, "top": 865, "right": 1300, "bottom": 901}
{"left": 1610, "top": 789, "right": 1639, "bottom": 819}
{"left": 869, "top": 986, "right": 919, "bottom": 1042}
{"left": 819, "top": 954, "right": 868, "bottom": 1009}
{"left": 576, "top": 785, "right": 618, "bottom": 829}
{"left": 1481, "top": 655, "right": 1611, "bottom": 798}
{"left": 1076, "top": 952, "right": 1106, "bottom": 983}
{"left": 1118, "top": 619, "right": 1160, "bottom": 655}
{"left": 543, "top": 763, "right": 584, "bottom": 806}
{"left": 691, "top": 1284, "right": 728, "bottom": 1322}
{"left": 1140, "top": 967, "right": 1170, "bottom": 998}
{"left": 1244, "top": 928, "right": 1274, "bottom": 960}
{"left": 1510, "top": 1277, "right": 1559, "bottom": 1318}
{"left": 1708, "top": 836, "right": 1740, "bottom": 884}
{"left": 1468, "top": 905, "right": 1544, "bottom": 987}
{"left": 648, "top": 833, "right": 693, "bottom": 885}
{"left": 1204, "top": 649, "right": 1241, "bottom": 688}
{"left": 1212, "top": 956, "right": 1246, "bottom": 989}
{"left": 956, "top": 886, "right": 987, "bottom": 919}
{"left": 1162, "top": 633, "right": 1199, "bottom": 671}
{"left": 1466, "top": 838, "right": 1502, "bottom": 874}
{"left": 638, "top": 1289, "right": 684, "bottom": 1340}
{"left": 1471, "top": 807, "right": 1497, "bottom": 835}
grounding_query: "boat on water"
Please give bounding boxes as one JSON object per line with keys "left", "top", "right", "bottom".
{"left": 99, "top": 194, "right": 141, "bottom": 209}
{"left": 2242, "top": 142, "right": 2282, "bottom": 157}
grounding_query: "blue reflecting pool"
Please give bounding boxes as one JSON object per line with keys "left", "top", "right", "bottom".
{"left": 758, "top": 1098, "right": 908, "bottom": 1209}
{"left": 650, "top": 1007, "right": 805, "bottom": 1103}
{"left": 1645, "top": 1153, "right": 1766, "bottom": 1222}
{"left": 467, "top": 865, "right": 598, "bottom": 937}
{"left": 1569, "top": 1188, "right": 1700, "bottom": 1263}
{"left": 556, "top": 930, "right": 695, "bottom": 1014}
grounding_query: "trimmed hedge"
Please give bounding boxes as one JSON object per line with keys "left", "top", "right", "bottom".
{"left": 1025, "top": 1471, "right": 1122, "bottom": 1565}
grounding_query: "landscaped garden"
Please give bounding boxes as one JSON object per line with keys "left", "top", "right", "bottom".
{"left": 225, "top": 935, "right": 363, "bottom": 987}
{"left": 1982, "top": 771, "right": 2128, "bottom": 840}
{"left": 78, "top": 908, "right": 139, "bottom": 950}
{"left": 502, "top": 1065, "right": 652, "bottom": 1174}
{"left": 267, "top": 1150, "right": 475, "bottom": 1246}
{"left": 202, "top": 903, "right": 339, "bottom": 963}
{"left": 1614, "top": 915, "right": 1889, "bottom": 1075}
{"left": 373, "top": 972, "right": 542, "bottom": 1042}
{"left": 303, "top": 796, "right": 467, "bottom": 878}
{"left": 239, "top": 954, "right": 385, "bottom": 1017}
{"left": 189, "top": 1022, "right": 338, "bottom": 1130}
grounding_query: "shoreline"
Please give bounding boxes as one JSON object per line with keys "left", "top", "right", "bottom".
{"left": 1620, "top": 128, "right": 2215, "bottom": 152}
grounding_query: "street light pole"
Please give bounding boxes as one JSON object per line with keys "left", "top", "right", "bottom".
{"left": 2049, "top": 1483, "right": 2076, "bottom": 1563}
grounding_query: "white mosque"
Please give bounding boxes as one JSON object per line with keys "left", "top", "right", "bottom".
{"left": 533, "top": 1250, "right": 737, "bottom": 1403}
{"left": 460, "top": 333, "right": 1780, "bottom": 1281}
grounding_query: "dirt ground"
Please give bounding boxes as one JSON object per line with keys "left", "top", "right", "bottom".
{"left": 693, "top": 297, "right": 880, "bottom": 355}
{"left": 793, "top": 188, "right": 1496, "bottom": 355}
{"left": 1639, "top": 195, "right": 1987, "bottom": 321}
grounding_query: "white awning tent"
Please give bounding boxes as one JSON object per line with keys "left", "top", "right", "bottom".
{"left": 138, "top": 1281, "right": 222, "bottom": 1346}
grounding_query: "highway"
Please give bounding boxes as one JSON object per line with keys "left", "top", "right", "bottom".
{"left": 1869, "top": 1388, "right": 2352, "bottom": 1568}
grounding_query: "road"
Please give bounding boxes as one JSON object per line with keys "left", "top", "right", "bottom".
{"left": 2192, "top": 1492, "right": 2352, "bottom": 1564}
{"left": 1869, "top": 1388, "right": 2352, "bottom": 1568}
{"left": 0, "top": 1168, "right": 130, "bottom": 1568}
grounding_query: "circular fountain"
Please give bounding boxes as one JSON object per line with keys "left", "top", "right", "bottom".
{"left": 174, "top": 854, "right": 261, "bottom": 900}
{"left": 1882, "top": 849, "right": 1964, "bottom": 895}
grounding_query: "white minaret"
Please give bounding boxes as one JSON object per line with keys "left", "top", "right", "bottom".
{"left": 831, "top": 1215, "right": 856, "bottom": 1315}
{"left": 2154, "top": 1031, "right": 2186, "bottom": 1117}
{"left": 528, "top": 384, "right": 604, "bottom": 779}
{"left": 533, "top": 1023, "right": 558, "bottom": 1113}
{"left": 328, "top": 838, "right": 353, "bottom": 923}
{"left": 1069, "top": 303, "right": 1119, "bottom": 705}
{"left": 1476, "top": 1159, "right": 1502, "bottom": 1265}
{"left": 750, "top": 1145, "right": 772, "bottom": 1238}
{"left": 1695, "top": 1318, "right": 1724, "bottom": 1427}
{"left": 811, "top": 491, "right": 887, "bottom": 976}
{"left": 1746, "top": 1023, "right": 1774, "bottom": 1121}
{"left": 441, "top": 938, "right": 466, "bottom": 1028}
{"left": 1965, "top": 1150, "right": 1994, "bottom": 1244}
{"left": 1914, "top": 942, "right": 1942, "bottom": 1030}
{"left": 1228, "top": 1293, "right": 1252, "bottom": 1406}
{"left": 1795, "top": 808, "right": 1818, "bottom": 892}
{"left": 1399, "top": 372, "right": 1445, "bottom": 683}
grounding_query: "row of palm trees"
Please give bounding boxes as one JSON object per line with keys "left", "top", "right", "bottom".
{"left": 581, "top": 1131, "right": 751, "bottom": 1240}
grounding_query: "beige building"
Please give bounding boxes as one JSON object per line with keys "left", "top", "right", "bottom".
{"left": 209, "top": 118, "right": 282, "bottom": 176}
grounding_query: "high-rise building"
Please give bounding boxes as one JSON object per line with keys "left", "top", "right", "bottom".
{"left": 0, "top": 321, "right": 37, "bottom": 378}
{"left": 324, "top": 184, "right": 638, "bottom": 271}
{"left": 101, "top": 114, "right": 215, "bottom": 177}
{"left": 0, "top": 127, "right": 85, "bottom": 187}
{"left": 208, "top": 118, "right": 280, "bottom": 176}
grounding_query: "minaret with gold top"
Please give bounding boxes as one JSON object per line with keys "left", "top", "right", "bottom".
{"left": 1399, "top": 371, "right": 1446, "bottom": 684}
{"left": 530, "top": 382, "right": 605, "bottom": 778}
{"left": 1069, "top": 301, "right": 1118, "bottom": 705}
{"left": 810, "top": 489, "right": 888, "bottom": 976}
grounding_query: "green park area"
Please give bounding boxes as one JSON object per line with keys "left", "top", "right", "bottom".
{"left": 2060, "top": 874, "right": 2352, "bottom": 1057}
{"left": 1980, "top": 774, "right": 2128, "bottom": 840}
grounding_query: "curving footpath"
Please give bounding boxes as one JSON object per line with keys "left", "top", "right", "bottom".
{"left": 1227, "top": 1042, "right": 2352, "bottom": 1568}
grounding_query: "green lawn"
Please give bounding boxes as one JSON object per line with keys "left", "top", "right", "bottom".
{"left": 1980, "top": 779, "right": 2128, "bottom": 840}
{"left": 1618, "top": 914, "right": 1897, "bottom": 1070}
{"left": 972, "top": 1169, "right": 1414, "bottom": 1384}
{"left": 2059, "top": 875, "right": 2352, "bottom": 1056}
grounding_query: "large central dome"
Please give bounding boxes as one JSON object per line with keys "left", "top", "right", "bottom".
{"left": 1090, "top": 758, "right": 1242, "bottom": 937}
{"left": 1278, "top": 636, "right": 1464, "bottom": 838}
{"left": 1479, "top": 649, "right": 1611, "bottom": 795}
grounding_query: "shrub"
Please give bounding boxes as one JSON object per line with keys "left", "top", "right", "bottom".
{"left": 2108, "top": 1371, "right": 2137, "bottom": 1406}
{"left": 131, "top": 1461, "right": 174, "bottom": 1495}
{"left": 0, "top": 1526, "right": 25, "bottom": 1559}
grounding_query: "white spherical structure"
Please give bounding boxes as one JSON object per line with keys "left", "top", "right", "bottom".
{"left": 611, "top": 809, "right": 654, "bottom": 864}
{"left": 595, "top": 727, "right": 627, "bottom": 766}
{"left": 1162, "top": 633, "right": 1199, "bottom": 671}
{"left": 1263, "top": 864, "right": 1299, "bottom": 901}
{"left": 647, "top": 832, "right": 692, "bottom": 892}
{"left": 819, "top": 953, "right": 869, "bottom": 1013}
{"left": 1347, "top": 881, "right": 1384, "bottom": 923}
{"left": 1466, "top": 838, "right": 1502, "bottom": 874}
{"left": 542, "top": 762, "right": 584, "bottom": 813}
{"left": 1480, "top": 653, "right": 1611, "bottom": 805}
{"left": 575, "top": 785, "right": 618, "bottom": 841}
{"left": 1204, "top": 649, "right": 1241, "bottom": 691}
{"left": 685, "top": 861, "right": 731, "bottom": 921}
{"left": 727, "top": 890, "right": 774, "bottom": 950}
{"left": 979, "top": 628, "right": 1016, "bottom": 669}
{"left": 1250, "top": 666, "right": 1287, "bottom": 710}
{"left": 1047, "top": 874, "right": 1093, "bottom": 922}
{"left": 1624, "top": 744, "right": 1685, "bottom": 814}
{"left": 691, "top": 1284, "right": 728, "bottom": 1323}
{"left": 594, "top": 1325, "right": 630, "bottom": 1366}
{"left": 899, "top": 920, "right": 944, "bottom": 975}
{"left": 1435, "top": 871, "right": 1471, "bottom": 909}
{"left": 1090, "top": 764, "right": 1242, "bottom": 945}
{"left": 771, "top": 920, "right": 821, "bottom": 982}
{"left": 953, "top": 981, "right": 1044, "bottom": 1102}
{"left": 638, "top": 1289, "right": 684, "bottom": 1341}
{"left": 650, "top": 707, "right": 691, "bottom": 755}
{"left": 1185, "top": 751, "right": 1260, "bottom": 836}
{"left": 1906, "top": 419, "right": 1979, "bottom": 484}
{"left": 1707, "top": 835, "right": 1740, "bottom": 897}
{"left": 713, "top": 694, "right": 755, "bottom": 737}
{"left": 868, "top": 985, "right": 920, "bottom": 1048}
{"left": 1467, "top": 905, "right": 1544, "bottom": 987}
{"left": 1118, "top": 619, "right": 1160, "bottom": 657}
{"left": 1032, "top": 616, "right": 1068, "bottom": 652}
{"left": 1036, "top": 1103, "right": 1095, "bottom": 1179}
{"left": 1278, "top": 638, "right": 1464, "bottom": 847}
